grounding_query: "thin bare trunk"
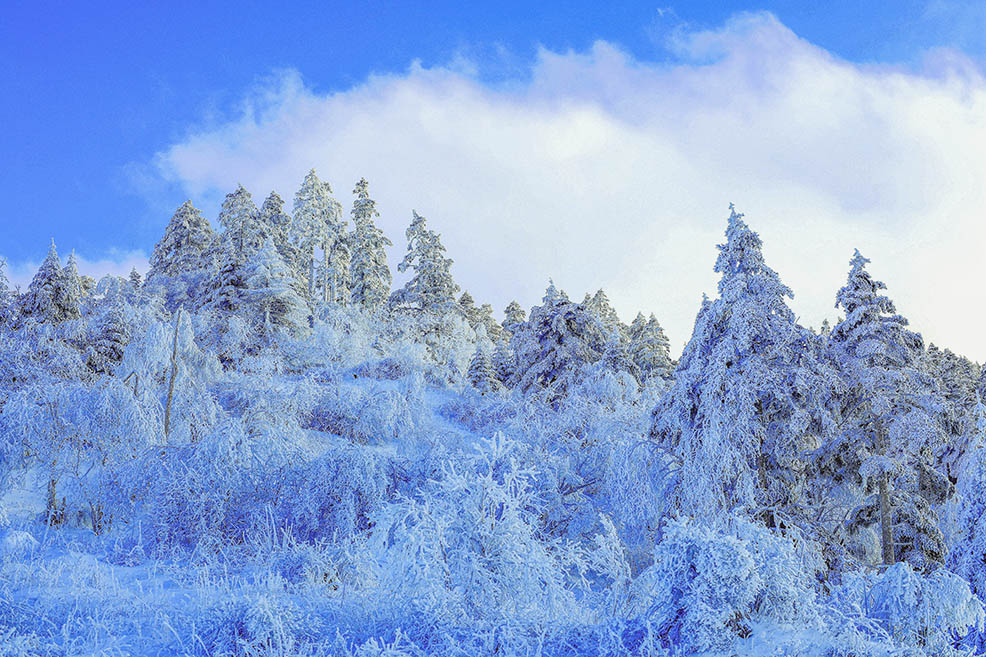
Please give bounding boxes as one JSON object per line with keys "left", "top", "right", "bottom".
{"left": 164, "top": 308, "right": 181, "bottom": 438}
{"left": 875, "top": 417, "right": 895, "bottom": 566}
{"left": 322, "top": 241, "right": 330, "bottom": 302}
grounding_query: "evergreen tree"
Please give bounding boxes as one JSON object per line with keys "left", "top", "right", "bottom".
{"left": 146, "top": 201, "right": 217, "bottom": 309}
{"left": 201, "top": 248, "right": 246, "bottom": 317}
{"left": 321, "top": 182, "right": 345, "bottom": 303}
{"left": 86, "top": 300, "right": 129, "bottom": 375}
{"left": 492, "top": 338, "right": 515, "bottom": 385}
{"left": 57, "top": 251, "right": 83, "bottom": 320}
{"left": 510, "top": 281, "right": 606, "bottom": 401}
{"left": 502, "top": 300, "right": 526, "bottom": 335}
{"left": 0, "top": 256, "right": 14, "bottom": 324}
{"left": 630, "top": 314, "right": 675, "bottom": 381}
{"left": 652, "top": 206, "right": 823, "bottom": 520}
{"left": 242, "top": 239, "right": 310, "bottom": 335}
{"left": 129, "top": 267, "right": 142, "bottom": 290}
{"left": 475, "top": 303, "right": 503, "bottom": 342}
{"left": 596, "top": 329, "right": 641, "bottom": 381}
{"left": 327, "top": 228, "right": 352, "bottom": 304}
{"left": 259, "top": 192, "right": 297, "bottom": 266}
{"left": 458, "top": 290, "right": 481, "bottom": 325}
{"left": 468, "top": 341, "right": 500, "bottom": 394}
{"left": 584, "top": 289, "right": 622, "bottom": 333}
{"left": 390, "top": 210, "right": 459, "bottom": 313}
{"left": 348, "top": 178, "right": 392, "bottom": 310}
{"left": 21, "top": 240, "right": 68, "bottom": 323}
{"left": 628, "top": 312, "right": 647, "bottom": 342}
{"left": 219, "top": 184, "right": 262, "bottom": 258}
{"left": 825, "top": 250, "right": 949, "bottom": 570}
{"left": 292, "top": 170, "right": 333, "bottom": 299}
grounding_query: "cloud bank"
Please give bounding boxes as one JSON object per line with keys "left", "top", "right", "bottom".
{"left": 152, "top": 12, "right": 986, "bottom": 361}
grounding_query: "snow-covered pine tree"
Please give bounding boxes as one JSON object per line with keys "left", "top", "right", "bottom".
{"left": 628, "top": 312, "right": 647, "bottom": 342}
{"left": 259, "top": 191, "right": 300, "bottom": 273}
{"left": 21, "top": 240, "right": 67, "bottom": 323}
{"left": 146, "top": 200, "right": 217, "bottom": 309}
{"left": 291, "top": 169, "right": 333, "bottom": 300}
{"left": 651, "top": 206, "right": 819, "bottom": 520}
{"left": 348, "top": 178, "right": 392, "bottom": 310}
{"left": 596, "top": 329, "right": 641, "bottom": 381}
{"left": 148, "top": 201, "right": 216, "bottom": 281}
{"left": 510, "top": 281, "right": 606, "bottom": 401}
{"left": 79, "top": 275, "right": 95, "bottom": 300}
{"left": 468, "top": 341, "right": 500, "bottom": 394}
{"left": 476, "top": 303, "right": 503, "bottom": 343}
{"left": 320, "top": 182, "right": 345, "bottom": 303}
{"left": 242, "top": 239, "right": 310, "bottom": 335}
{"left": 630, "top": 314, "right": 675, "bottom": 382}
{"left": 584, "top": 289, "right": 622, "bottom": 334}
{"left": 458, "top": 290, "right": 481, "bottom": 326}
{"left": 390, "top": 210, "right": 459, "bottom": 314}
{"left": 0, "top": 256, "right": 13, "bottom": 324}
{"left": 502, "top": 300, "right": 526, "bottom": 336}
{"left": 200, "top": 244, "right": 247, "bottom": 317}
{"left": 86, "top": 300, "right": 129, "bottom": 374}
{"left": 327, "top": 228, "right": 352, "bottom": 304}
{"left": 219, "top": 184, "right": 262, "bottom": 259}
{"left": 56, "top": 250, "right": 83, "bottom": 321}
{"left": 826, "top": 250, "right": 950, "bottom": 570}
{"left": 492, "top": 337, "right": 515, "bottom": 386}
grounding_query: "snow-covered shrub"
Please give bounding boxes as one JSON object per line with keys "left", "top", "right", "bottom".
{"left": 278, "top": 442, "right": 390, "bottom": 544}
{"left": 828, "top": 562, "right": 984, "bottom": 655}
{"left": 200, "top": 594, "right": 304, "bottom": 657}
{"left": 628, "top": 516, "right": 819, "bottom": 653}
{"left": 368, "top": 434, "right": 591, "bottom": 642}
{"left": 0, "top": 379, "right": 159, "bottom": 532}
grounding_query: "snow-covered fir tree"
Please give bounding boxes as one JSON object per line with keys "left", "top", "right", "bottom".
{"left": 510, "top": 281, "right": 606, "bottom": 401}
{"left": 56, "top": 250, "right": 83, "bottom": 321}
{"left": 21, "top": 240, "right": 71, "bottom": 323}
{"left": 85, "top": 300, "right": 129, "bottom": 374}
{"left": 502, "top": 300, "right": 526, "bottom": 335}
{"left": 0, "top": 256, "right": 13, "bottom": 324}
{"left": 467, "top": 340, "right": 500, "bottom": 394}
{"left": 584, "top": 289, "right": 622, "bottom": 333}
{"left": 292, "top": 169, "right": 334, "bottom": 299}
{"left": 241, "top": 239, "right": 310, "bottom": 335}
{"left": 630, "top": 314, "right": 674, "bottom": 381}
{"left": 390, "top": 210, "right": 459, "bottom": 314}
{"left": 824, "top": 249, "right": 950, "bottom": 570}
{"left": 348, "top": 178, "right": 392, "bottom": 310}
{"left": 259, "top": 192, "right": 298, "bottom": 270}
{"left": 145, "top": 200, "right": 217, "bottom": 309}
{"left": 219, "top": 184, "right": 262, "bottom": 258}
{"left": 652, "top": 206, "right": 824, "bottom": 520}
{"left": 147, "top": 201, "right": 216, "bottom": 281}
{"left": 492, "top": 337, "right": 515, "bottom": 385}
{"left": 458, "top": 290, "right": 481, "bottom": 326}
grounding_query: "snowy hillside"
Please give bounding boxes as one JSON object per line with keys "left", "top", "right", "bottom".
{"left": 0, "top": 175, "right": 984, "bottom": 656}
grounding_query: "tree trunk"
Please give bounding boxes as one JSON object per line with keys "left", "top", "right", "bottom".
{"left": 322, "top": 241, "right": 330, "bottom": 302}
{"left": 164, "top": 308, "right": 181, "bottom": 438}
{"left": 875, "top": 417, "right": 895, "bottom": 566}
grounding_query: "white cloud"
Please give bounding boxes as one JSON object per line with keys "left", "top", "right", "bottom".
{"left": 152, "top": 12, "right": 986, "bottom": 362}
{"left": 5, "top": 250, "right": 148, "bottom": 292}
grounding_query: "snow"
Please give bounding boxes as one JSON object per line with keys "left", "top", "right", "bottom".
{"left": 0, "top": 198, "right": 983, "bottom": 655}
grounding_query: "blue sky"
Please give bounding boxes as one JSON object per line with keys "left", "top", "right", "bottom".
{"left": 2, "top": 1, "right": 985, "bottom": 359}
{"left": 2, "top": 0, "right": 981, "bottom": 261}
